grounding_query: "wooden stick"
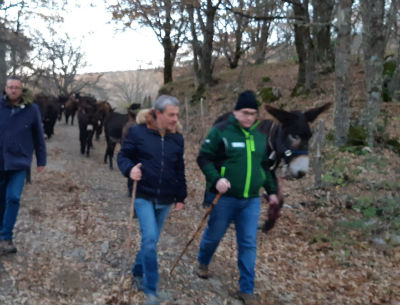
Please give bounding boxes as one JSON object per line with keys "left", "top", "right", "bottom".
{"left": 170, "top": 193, "right": 222, "bottom": 275}
{"left": 120, "top": 180, "right": 138, "bottom": 302}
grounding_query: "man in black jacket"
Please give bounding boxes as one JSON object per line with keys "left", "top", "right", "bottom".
{"left": 117, "top": 95, "right": 186, "bottom": 305}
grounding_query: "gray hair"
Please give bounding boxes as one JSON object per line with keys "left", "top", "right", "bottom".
{"left": 153, "top": 95, "right": 180, "bottom": 112}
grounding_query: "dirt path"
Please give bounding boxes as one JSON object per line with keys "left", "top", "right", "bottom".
{"left": 0, "top": 121, "right": 399, "bottom": 305}
{"left": 0, "top": 122, "right": 244, "bottom": 305}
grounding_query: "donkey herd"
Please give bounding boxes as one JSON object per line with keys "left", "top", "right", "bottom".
{"left": 33, "top": 93, "right": 140, "bottom": 169}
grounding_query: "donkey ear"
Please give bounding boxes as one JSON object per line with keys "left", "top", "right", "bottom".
{"left": 265, "top": 105, "right": 297, "bottom": 124}
{"left": 304, "top": 102, "right": 332, "bottom": 122}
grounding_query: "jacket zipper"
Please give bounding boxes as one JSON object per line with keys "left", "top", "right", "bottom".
{"left": 157, "top": 135, "right": 165, "bottom": 197}
{"left": 240, "top": 121, "right": 260, "bottom": 198}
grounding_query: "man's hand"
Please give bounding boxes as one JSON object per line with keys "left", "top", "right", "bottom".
{"left": 174, "top": 202, "right": 184, "bottom": 211}
{"left": 216, "top": 178, "right": 231, "bottom": 194}
{"left": 268, "top": 194, "right": 279, "bottom": 205}
{"left": 37, "top": 166, "right": 45, "bottom": 173}
{"left": 129, "top": 163, "right": 142, "bottom": 181}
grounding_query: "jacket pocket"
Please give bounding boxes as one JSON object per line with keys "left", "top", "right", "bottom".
{"left": 8, "top": 143, "right": 29, "bottom": 157}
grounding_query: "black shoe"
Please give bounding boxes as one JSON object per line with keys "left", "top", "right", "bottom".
{"left": 0, "top": 240, "right": 17, "bottom": 255}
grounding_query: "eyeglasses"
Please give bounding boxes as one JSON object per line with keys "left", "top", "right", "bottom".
{"left": 6, "top": 86, "right": 22, "bottom": 90}
{"left": 239, "top": 110, "right": 258, "bottom": 117}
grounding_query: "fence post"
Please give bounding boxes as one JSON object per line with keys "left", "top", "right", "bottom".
{"left": 311, "top": 119, "right": 326, "bottom": 188}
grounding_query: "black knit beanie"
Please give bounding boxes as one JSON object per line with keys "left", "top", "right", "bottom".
{"left": 234, "top": 90, "right": 259, "bottom": 110}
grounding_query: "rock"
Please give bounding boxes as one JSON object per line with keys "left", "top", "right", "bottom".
{"left": 101, "top": 241, "right": 109, "bottom": 254}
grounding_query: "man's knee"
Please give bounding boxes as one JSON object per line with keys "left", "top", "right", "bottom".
{"left": 7, "top": 196, "right": 20, "bottom": 206}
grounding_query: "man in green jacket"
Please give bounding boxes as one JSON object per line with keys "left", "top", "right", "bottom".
{"left": 196, "top": 90, "right": 279, "bottom": 305}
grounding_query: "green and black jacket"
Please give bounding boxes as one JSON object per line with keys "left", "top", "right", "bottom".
{"left": 197, "top": 114, "right": 277, "bottom": 198}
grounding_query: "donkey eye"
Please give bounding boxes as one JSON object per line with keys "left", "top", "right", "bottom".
{"left": 288, "top": 134, "right": 301, "bottom": 148}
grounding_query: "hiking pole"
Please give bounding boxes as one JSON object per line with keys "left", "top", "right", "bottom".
{"left": 119, "top": 180, "right": 137, "bottom": 301}
{"left": 170, "top": 193, "right": 222, "bottom": 275}
{"left": 129, "top": 180, "right": 138, "bottom": 235}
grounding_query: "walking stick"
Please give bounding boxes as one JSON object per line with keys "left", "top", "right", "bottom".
{"left": 119, "top": 180, "right": 137, "bottom": 301}
{"left": 170, "top": 193, "right": 222, "bottom": 275}
{"left": 128, "top": 181, "right": 138, "bottom": 235}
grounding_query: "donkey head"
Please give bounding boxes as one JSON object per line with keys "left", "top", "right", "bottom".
{"left": 265, "top": 103, "right": 331, "bottom": 179}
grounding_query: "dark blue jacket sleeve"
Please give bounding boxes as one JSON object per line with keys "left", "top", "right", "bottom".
{"left": 32, "top": 104, "right": 46, "bottom": 167}
{"left": 117, "top": 126, "right": 138, "bottom": 178}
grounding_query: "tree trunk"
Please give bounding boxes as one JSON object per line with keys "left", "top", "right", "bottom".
{"left": 334, "top": 0, "right": 353, "bottom": 146}
{"left": 311, "top": 0, "right": 335, "bottom": 73}
{"left": 0, "top": 39, "right": 6, "bottom": 91}
{"left": 360, "top": 0, "right": 385, "bottom": 146}
{"left": 199, "top": 1, "right": 217, "bottom": 86}
{"left": 163, "top": 36, "right": 174, "bottom": 84}
{"left": 290, "top": 0, "right": 316, "bottom": 95}
{"left": 187, "top": 4, "right": 202, "bottom": 87}
{"left": 388, "top": 0, "right": 400, "bottom": 101}
{"left": 253, "top": 20, "right": 271, "bottom": 65}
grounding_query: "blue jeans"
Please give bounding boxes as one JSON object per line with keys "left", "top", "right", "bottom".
{"left": 132, "top": 198, "right": 171, "bottom": 295}
{"left": 0, "top": 170, "right": 26, "bottom": 241}
{"left": 198, "top": 192, "right": 260, "bottom": 294}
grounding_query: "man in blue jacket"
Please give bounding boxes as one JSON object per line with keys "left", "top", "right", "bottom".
{"left": 117, "top": 95, "right": 186, "bottom": 305}
{"left": 0, "top": 76, "right": 46, "bottom": 255}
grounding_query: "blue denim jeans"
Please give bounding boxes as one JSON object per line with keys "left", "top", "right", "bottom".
{"left": 198, "top": 192, "right": 260, "bottom": 294}
{"left": 132, "top": 198, "right": 171, "bottom": 295}
{"left": 0, "top": 170, "right": 26, "bottom": 241}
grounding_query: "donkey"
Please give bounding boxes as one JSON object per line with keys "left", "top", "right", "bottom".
{"left": 214, "top": 102, "right": 331, "bottom": 232}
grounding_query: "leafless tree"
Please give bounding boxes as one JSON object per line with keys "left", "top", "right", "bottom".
{"left": 0, "top": 0, "right": 66, "bottom": 89}
{"left": 111, "top": 70, "right": 145, "bottom": 105}
{"left": 31, "top": 34, "right": 102, "bottom": 97}
{"left": 215, "top": 0, "right": 251, "bottom": 69}
{"left": 248, "top": 0, "right": 279, "bottom": 65}
{"left": 186, "top": 0, "right": 223, "bottom": 92}
{"left": 311, "top": 0, "right": 335, "bottom": 73}
{"left": 109, "top": 0, "right": 187, "bottom": 84}
{"left": 283, "top": 0, "right": 316, "bottom": 95}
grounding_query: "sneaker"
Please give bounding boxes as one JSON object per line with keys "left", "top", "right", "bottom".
{"left": 146, "top": 294, "right": 160, "bottom": 305}
{"left": 196, "top": 264, "right": 209, "bottom": 279}
{"left": 132, "top": 274, "right": 144, "bottom": 291}
{"left": 237, "top": 292, "right": 261, "bottom": 305}
{"left": 0, "top": 240, "right": 17, "bottom": 255}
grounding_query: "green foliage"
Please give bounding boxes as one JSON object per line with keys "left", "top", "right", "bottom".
{"left": 322, "top": 156, "right": 351, "bottom": 186}
{"left": 259, "top": 87, "right": 280, "bottom": 103}
{"left": 386, "top": 138, "right": 400, "bottom": 155}
{"left": 337, "top": 219, "right": 366, "bottom": 230}
{"left": 382, "top": 86, "right": 391, "bottom": 102}
{"left": 383, "top": 60, "right": 397, "bottom": 77}
{"left": 262, "top": 76, "right": 271, "bottom": 83}
{"left": 353, "top": 193, "right": 400, "bottom": 225}
{"left": 336, "top": 125, "right": 371, "bottom": 155}
{"left": 290, "top": 83, "right": 309, "bottom": 97}
{"left": 374, "top": 112, "right": 400, "bottom": 156}
{"left": 325, "top": 131, "right": 334, "bottom": 142}
{"left": 347, "top": 125, "right": 368, "bottom": 146}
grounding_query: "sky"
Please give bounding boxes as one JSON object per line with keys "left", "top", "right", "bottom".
{"left": 58, "top": 2, "right": 164, "bottom": 74}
